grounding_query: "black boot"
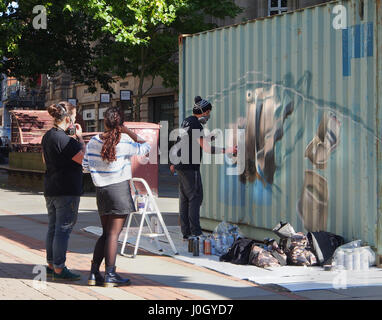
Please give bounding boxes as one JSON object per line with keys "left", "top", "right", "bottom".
{"left": 104, "top": 266, "right": 131, "bottom": 287}
{"left": 88, "top": 260, "right": 104, "bottom": 286}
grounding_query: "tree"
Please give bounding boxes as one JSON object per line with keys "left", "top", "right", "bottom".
{"left": 94, "top": 0, "right": 243, "bottom": 120}
{"left": 1, "top": 0, "right": 242, "bottom": 120}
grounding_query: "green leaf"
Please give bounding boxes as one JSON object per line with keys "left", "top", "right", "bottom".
{"left": 63, "top": 4, "right": 73, "bottom": 13}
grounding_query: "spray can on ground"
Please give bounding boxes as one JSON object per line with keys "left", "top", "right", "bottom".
{"left": 353, "top": 249, "right": 361, "bottom": 271}
{"left": 210, "top": 237, "right": 216, "bottom": 255}
{"left": 360, "top": 248, "right": 369, "bottom": 270}
{"left": 335, "top": 250, "right": 345, "bottom": 269}
{"left": 188, "top": 237, "right": 194, "bottom": 253}
{"left": 344, "top": 249, "right": 353, "bottom": 270}
{"left": 193, "top": 237, "right": 199, "bottom": 256}
{"left": 203, "top": 237, "right": 211, "bottom": 255}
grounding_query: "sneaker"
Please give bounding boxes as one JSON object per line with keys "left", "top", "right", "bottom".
{"left": 53, "top": 266, "right": 81, "bottom": 281}
{"left": 183, "top": 234, "right": 191, "bottom": 241}
{"left": 46, "top": 266, "right": 54, "bottom": 278}
{"left": 103, "top": 266, "right": 131, "bottom": 288}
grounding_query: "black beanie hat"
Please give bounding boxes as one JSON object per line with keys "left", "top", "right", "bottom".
{"left": 193, "top": 96, "right": 212, "bottom": 115}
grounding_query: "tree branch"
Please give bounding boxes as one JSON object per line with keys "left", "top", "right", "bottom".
{"left": 142, "top": 75, "right": 155, "bottom": 97}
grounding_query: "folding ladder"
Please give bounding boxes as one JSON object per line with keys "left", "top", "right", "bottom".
{"left": 120, "top": 177, "right": 178, "bottom": 258}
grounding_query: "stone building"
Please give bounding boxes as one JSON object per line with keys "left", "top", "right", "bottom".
{"left": 1, "top": 75, "right": 47, "bottom": 139}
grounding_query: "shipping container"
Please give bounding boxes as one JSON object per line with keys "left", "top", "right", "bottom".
{"left": 178, "top": 0, "right": 382, "bottom": 262}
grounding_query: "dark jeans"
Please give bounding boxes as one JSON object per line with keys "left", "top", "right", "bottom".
{"left": 45, "top": 196, "right": 80, "bottom": 269}
{"left": 176, "top": 169, "right": 203, "bottom": 237}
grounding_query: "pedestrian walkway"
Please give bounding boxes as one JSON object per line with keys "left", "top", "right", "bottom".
{"left": 0, "top": 187, "right": 381, "bottom": 300}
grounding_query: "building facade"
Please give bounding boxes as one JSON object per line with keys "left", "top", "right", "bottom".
{"left": 44, "top": 73, "right": 179, "bottom": 134}
{"left": 45, "top": 0, "right": 330, "bottom": 133}
{"left": 1, "top": 74, "right": 47, "bottom": 140}
{"left": 209, "top": 0, "right": 331, "bottom": 25}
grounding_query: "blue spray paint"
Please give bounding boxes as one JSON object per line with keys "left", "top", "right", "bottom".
{"left": 343, "top": 23, "right": 373, "bottom": 77}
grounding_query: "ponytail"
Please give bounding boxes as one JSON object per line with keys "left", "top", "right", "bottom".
{"left": 100, "top": 107, "right": 124, "bottom": 162}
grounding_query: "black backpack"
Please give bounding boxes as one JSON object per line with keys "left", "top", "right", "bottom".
{"left": 307, "top": 231, "right": 345, "bottom": 266}
{"left": 219, "top": 238, "right": 255, "bottom": 265}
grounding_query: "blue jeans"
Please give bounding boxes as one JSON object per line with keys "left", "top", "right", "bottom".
{"left": 45, "top": 196, "right": 80, "bottom": 269}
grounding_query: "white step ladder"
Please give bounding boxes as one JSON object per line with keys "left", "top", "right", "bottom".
{"left": 120, "top": 177, "right": 178, "bottom": 258}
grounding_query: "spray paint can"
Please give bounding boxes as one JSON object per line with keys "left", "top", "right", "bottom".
{"left": 188, "top": 237, "right": 194, "bottom": 253}
{"left": 360, "top": 249, "right": 369, "bottom": 271}
{"left": 353, "top": 249, "right": 361, "bottom": 271}
{"left": 210, "top": 237, "right": 216, "bottom": 255}
{"left": 336, "top": 250, "right": 345, "bottom": 269}
{"left": 193, "top": 237, "right": 199, "bottom": 256}
{"left": 344, "top": 249, "right": 353, "bottom": 271}
{"left": 203, "top": 237, "right": 211, "bottom": 255}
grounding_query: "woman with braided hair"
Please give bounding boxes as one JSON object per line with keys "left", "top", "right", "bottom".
{"left": 83, "top": 106, "right": 150, "bottom": 287}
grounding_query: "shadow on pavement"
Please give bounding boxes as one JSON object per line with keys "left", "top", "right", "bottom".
{"left": 0, "top": 262, "right": 262, "bottom": 298}
{"left": 0, "top": 211, "right": 180, "bottom": 256}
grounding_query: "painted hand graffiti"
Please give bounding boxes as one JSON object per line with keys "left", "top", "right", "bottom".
{"left": 305, "top": 112, "right": 341, "bottom": 170}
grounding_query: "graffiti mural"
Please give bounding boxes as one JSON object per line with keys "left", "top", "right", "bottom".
{"left": 297, "top": 170, "right": 329, "bottom": 232}
{"left": 305, "top": 112, "right": 341, "bottom": 170}
{"left": 183, "top": 2, "right": 381, "bottom": 246}
{"left": 220, "top": 72, "right": 312, "bottom": 205}
{"left": 217, "top": 70, "right": 345, "bottom": 232}
{"left": 342, "top": 22, "right": 373, "bottom": 77}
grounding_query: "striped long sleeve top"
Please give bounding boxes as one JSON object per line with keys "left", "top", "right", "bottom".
{"left": 82, "top": 133, "right": 151, "bottom": 187}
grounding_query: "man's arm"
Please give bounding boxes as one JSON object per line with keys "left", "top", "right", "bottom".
{"left": 197, "top": 137, "right": 237, "bottom": 154}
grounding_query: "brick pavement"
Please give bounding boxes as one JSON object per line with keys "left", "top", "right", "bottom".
{"left": 0, "top": 188, "right": 316, "bottom": 301}
{"left": 0, "top": 225, "right": 205, "bottom": 300}
{"left": 0, "top": 206, "right": 308, "bottom": 300}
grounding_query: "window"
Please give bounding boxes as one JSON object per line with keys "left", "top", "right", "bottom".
{"left": 82, "top": 104, "right": 96, "bottom": 132}
{"left": 149, "top": 95, "right": 175, "bottom": 148}
{"left": 85, "top": 120, "right": 96, "bottom": 132}
{"left": 98, "top": 119, "right": 105, "bottom": 132}
{"left": 117, "top": 100, "right": 133, "bottom": 122}
{"left": 268, "top": 0, "right": 288, "bottom": 16}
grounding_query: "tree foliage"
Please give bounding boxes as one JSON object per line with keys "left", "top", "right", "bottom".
{"left": 0, "top": 0, "right": 242, "bottom": 119}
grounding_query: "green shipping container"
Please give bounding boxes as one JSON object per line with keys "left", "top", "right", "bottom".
{"left": 178, "top": 0, "right": 382, "bottom": 261}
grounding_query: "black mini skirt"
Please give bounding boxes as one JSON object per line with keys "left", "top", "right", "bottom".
{"left": 95, "top": 180, "right": 136, "bottom": 216}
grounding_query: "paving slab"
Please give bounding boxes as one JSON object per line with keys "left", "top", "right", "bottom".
{"left": 329, "top": 286, "right": 382, "bottom": 299}
{"left": 1, "top": 188, "right": 382, "bottom": 300}
{"left": 116, "top": 255, "right": 285, "bottom": 300}
{"left": 294, "top": 289, "right": 350, "bottom": 300}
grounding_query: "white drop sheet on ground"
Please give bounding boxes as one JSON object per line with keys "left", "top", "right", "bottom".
{"left": 82, "top": 225, "right": 382, "bottom": 292}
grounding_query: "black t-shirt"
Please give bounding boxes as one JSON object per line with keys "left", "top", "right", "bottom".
{"left": 174, "top": 115, "right": 205, "bottom": 171}
{"left": 42, "top": 127, "right": 83, "bottom": 196}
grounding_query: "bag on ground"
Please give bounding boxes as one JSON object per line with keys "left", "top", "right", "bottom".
{"left": 272, "top": 221, "right": 297, "bottom": 239}
{"left": 264, "top": 238, "right": 287, "bottom": 266}
{"left": 307, "top": 231, "right": 345, "bottom": 266}
{"left": 219, "top": 238, "right": 255, "bottom": 265}
{"left": 249, "top": 245, "right": 281, "bottom": 268}
{"left": 286, "top": 233, "right": 318, "bottom": 266}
